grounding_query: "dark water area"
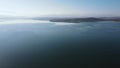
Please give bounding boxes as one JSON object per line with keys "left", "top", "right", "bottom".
{"left": 0, "top": 21, "right": 120, "bottom": 68}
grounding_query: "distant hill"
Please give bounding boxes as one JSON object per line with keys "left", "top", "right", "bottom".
{"left": 49, "top": 17, "right": 120, "bottom": 23}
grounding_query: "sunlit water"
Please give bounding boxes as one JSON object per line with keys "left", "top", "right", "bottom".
{"left": 0, "top": 20, "right": 120, "bottom": 68}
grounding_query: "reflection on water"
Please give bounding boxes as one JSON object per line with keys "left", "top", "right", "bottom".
{"left": 0, "top": 20, "right": 120, "bottom": 68}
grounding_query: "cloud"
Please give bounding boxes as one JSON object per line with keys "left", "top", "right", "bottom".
{"left": 0, "top": 10, "right": 16, "bottom": 16}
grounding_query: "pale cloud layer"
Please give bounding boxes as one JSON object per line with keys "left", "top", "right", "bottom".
{"left": 0, "top": 0, "right": 119, "bottom": 17}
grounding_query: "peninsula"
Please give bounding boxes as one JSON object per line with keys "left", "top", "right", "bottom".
{"left": 49, "top": 17, "right": 120, "bottom": 23}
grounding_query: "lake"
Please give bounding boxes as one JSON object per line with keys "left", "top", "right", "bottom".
{"left": 0, "top": 20, "right": 120, "bottom": 68}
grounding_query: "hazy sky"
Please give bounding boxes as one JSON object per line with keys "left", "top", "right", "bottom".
{"left": 0, "top": 0, "right": 120, "bottom": 17}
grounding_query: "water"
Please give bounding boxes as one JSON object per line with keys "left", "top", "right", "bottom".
{"left": 0, "top": 20, "right": 120, "bottom": 68}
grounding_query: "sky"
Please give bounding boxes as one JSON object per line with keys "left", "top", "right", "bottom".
{"left": 0, "top": 0, "right": 120, "bottom": 17}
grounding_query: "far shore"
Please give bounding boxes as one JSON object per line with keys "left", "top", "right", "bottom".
{"left": 49, "top": 17, "right": 120, "bottom": 23}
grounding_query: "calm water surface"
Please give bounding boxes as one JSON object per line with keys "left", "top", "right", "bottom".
{"left": 0, "top": 21, "right": 120, "bottom": 68}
